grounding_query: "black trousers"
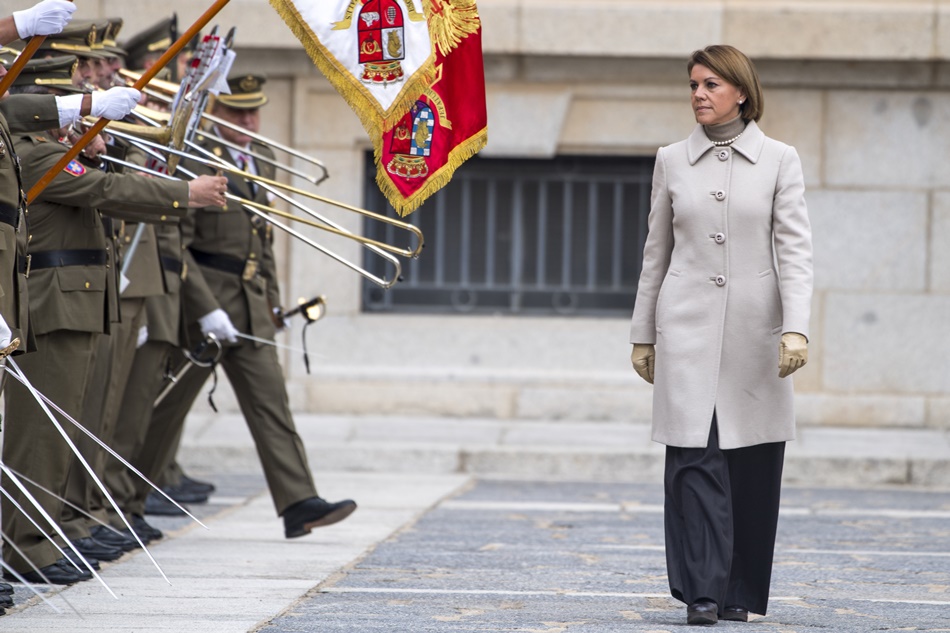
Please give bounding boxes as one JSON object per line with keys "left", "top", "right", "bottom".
{"left": 664, "top": 413, "right": 785, "bottom": 616}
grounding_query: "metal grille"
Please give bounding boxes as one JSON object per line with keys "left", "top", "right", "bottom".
{"left": 362, "top": 154, "right": 655, "bottom": 317}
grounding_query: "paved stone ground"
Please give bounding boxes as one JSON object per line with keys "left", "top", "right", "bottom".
{"left": 260, "top": 480, "right": 950, "bottom": 632}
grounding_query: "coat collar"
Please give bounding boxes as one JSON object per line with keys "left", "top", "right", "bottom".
{"left": 686, "top": 120, "right": 765, "bottom": 165}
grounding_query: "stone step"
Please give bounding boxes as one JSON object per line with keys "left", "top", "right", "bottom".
{"left": 179, "top": 413, "right": 950, "bottom": 488}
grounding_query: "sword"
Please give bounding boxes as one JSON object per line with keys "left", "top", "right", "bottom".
{"left": 4, "top": 360, "right": 188, "bottom": 586}
{"left": 0, "top": 528, "right": 75, "bottom": 616}
{"left": 0, "top": 463, "right": 114, "bottom": 598}
{"left": 2, "top": 363, "right": 208, "bottom": 529}
{"left": 154, "top": 334, "right": 222, "bottom": 407}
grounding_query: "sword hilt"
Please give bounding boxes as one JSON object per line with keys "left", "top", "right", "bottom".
{"left": 280, "top": 295, "right": 327, "bottom": 324}
{"left": 184, "top": 333, "right": 223, "bottom": 367}
{"left": 0, "top": 338, "right": 21, "bottom": 361}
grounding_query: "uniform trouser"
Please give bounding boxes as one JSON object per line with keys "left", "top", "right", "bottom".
{"left": 1, "top": 331, "right": 98, "bottom": 572}
{"left": 663, "top": 413, "right": 785, "bottom": 616}
{"left": 131, "top": 340, "right": 318, "bottom": 516}
{"left": 61, "top": 298, "right": 146, "bottom": 538}
{"left": 103, "top": 339, "right": 173, "bottom": 526}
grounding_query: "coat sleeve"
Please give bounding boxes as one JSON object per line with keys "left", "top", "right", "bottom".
{"left": 772, "top": 145, "right": 813, "bottom": 339}
{"left": 256, "top": 148, "right": 282, "bottom": 312}
{"left": 22, "top": 142, "right": 189, "bottom": 220}
{"left": 178, "top": 206, "right": 221, "bottom": 324}
{"left": 0, "top": 95, "right": 59, "bottom": 133}
{"left": 629, "top": 146, "right": 674, "bottom": 344}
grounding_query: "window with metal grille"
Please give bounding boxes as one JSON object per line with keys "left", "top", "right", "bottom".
{"left": 362, "top": 153, "right": 655, "bottom": 317}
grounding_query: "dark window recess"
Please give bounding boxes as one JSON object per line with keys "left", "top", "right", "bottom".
{"left": 362, "top": 153, "right": 654, "bottom": 317}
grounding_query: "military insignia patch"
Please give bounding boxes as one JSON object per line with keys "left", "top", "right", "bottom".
{"left": 64, "top": 160, "right": 86, "bottom": 177}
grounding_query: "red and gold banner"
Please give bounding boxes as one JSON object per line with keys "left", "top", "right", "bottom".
{"left": 269, "top": 0, "right": 487, "bottom": 216}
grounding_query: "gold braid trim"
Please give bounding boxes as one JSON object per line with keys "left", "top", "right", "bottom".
{"left": 268, "top": 0, "right": 436, "bottom": 140}
{"left": 374, "top": 125, "right": 487, "bottom": 216}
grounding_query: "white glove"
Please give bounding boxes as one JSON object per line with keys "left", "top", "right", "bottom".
{"left": 13, "top": 0, "right": 76, "bottom": 39}
{"left": 136, "top": 325, "right": 148, "bottom": 349}
{"left": 198, "top": 308, "right": 238, "bottom": 344}
{"left": 90, "top": 87, "right": 142, "bottom": 121}
{"left": 0, "top": 312, "right": 10, "bottom": 349}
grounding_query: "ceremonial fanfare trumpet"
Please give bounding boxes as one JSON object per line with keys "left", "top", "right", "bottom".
{"left": 94, "top": 120, "right": 423, "bottom": 257}
{"left": 118, "top": 68, "right": 329, "bottom": 186}
{"left": 90, "top": 117, "right": 419, "bottom": 288}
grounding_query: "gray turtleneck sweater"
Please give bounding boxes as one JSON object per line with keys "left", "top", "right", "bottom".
{"left": 703, "top": 115, "right": 747, "bottom": 144}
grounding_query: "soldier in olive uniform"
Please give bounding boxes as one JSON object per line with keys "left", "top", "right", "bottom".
{"left": 105, "top": 216, "right": 190, "bottom": 541}
{"left": 0, "top": 0, "right": 76, "bottom": 612}
{"left": 0, "top": 60, "right": 228, "bottom": 584}
{"left": 134, "top": 75, "right": 357, "bottom": 541}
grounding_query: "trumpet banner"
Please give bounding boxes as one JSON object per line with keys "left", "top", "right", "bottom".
{"left": 269, "top": 0, "right": 487, "bottom": 216}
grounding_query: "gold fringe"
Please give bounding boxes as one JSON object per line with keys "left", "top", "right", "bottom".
{"left": 268, "top": 0, "right": 436, "bottom": 140}
{"left": 375, "top": 126, "right": 488, "bottom": 216}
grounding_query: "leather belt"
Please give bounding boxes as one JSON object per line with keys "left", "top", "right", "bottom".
{"left": 190, "top": 248, "right": 259, "bottom": 280}
{"left": 0, "top": 203, "right": 19, "bottom": 230}
{"left": 28, "top": 249, "right": 107, "bottom": 271}
{"left": 160, "top": 255, "right": 182, "bottom": 275}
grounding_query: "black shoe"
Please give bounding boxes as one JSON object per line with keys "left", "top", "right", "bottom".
{"left": 70, "top": 537, "right": 123, "bottom": 562}
{"left": 90, "top": 525, "right": 139, "bottom": 552}
{"left": 144, "top": 491, "right": 187, "bottom": 516}
{"left": 64, "top": 547, "right": 100, "bottom": 571}
{"left": 4, "top": 558, "right": 93, "bottom": 585}
{"left": 130, "top": 514, "right": 163, "bottom": 542}
{"left": 180, "top": 473, "right": 216, "bottom": 496}
{"left": 0, "top": 582, "right": 12, "bottom": 595}
{"left": 687, "top": 600, "right": 719, "bottom": 625}
{"left": 0, "top": 594, "right": 12, "bottom": 608}
{"left": 283, "top": 496, "right": 357, "bottom": 539}
{"left": 721, "top": 606, "right": 749, "bottom": 622}
{"left": 161, "top": 483, "right": 208, "bottom": 504}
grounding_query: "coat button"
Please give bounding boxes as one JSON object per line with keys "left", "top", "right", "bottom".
{"left": 717, "top": 150, "right": 729, "bottom": 161}
{"left": 714, "top": 190, "right": 726, "bottom": 201}
{"left": 715, "top": 275, "right": 726, "bottom": 287}
{"left": 714, "top": 232, "right": 725, "bottom": 244}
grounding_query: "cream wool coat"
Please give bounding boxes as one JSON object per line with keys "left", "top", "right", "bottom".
{"left": 629, "top": 121, "right": 813, "bottom": 449}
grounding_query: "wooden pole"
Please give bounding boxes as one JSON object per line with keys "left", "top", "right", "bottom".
{"left": 0, "top": 36, "right": 47, "bottom": 97}
{"left": 26, "top": 0, "right": 231, "bottom": 204}
{"left": 0, "top": 0, "right": 76, "bottom": 98}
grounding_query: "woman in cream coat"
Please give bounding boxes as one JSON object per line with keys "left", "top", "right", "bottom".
{"left": 629, "top": 45, "right": 812, "bottom": 626}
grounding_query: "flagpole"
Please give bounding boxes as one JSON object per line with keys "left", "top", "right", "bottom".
{"left": 26, "top": 0, "right": 232, "bottom": 204}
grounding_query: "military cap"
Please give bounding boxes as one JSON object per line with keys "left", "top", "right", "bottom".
{"left": 123, "top": 15, "right": 177, "bottom": 71}
{"left": 10, "top": 55, "right": 85, "bottom": 94}
{"left": 216, "top": 74, "right": 269, "bottom": 110}
{"left": 37, "top": 19, "right": 111, "bottom": 59}
{"left": 102, "top": 18, "right": 127, "bottom": 58}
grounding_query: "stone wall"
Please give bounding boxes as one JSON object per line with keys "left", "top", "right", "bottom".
{"left": 73, "top": 1, "right": 950, "bottom": 428}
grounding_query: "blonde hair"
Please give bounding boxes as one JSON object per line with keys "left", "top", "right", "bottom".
{"left": 688, "top": 45, "right": 764, "bottom": 122}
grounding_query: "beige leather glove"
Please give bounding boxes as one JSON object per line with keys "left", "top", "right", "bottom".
{"left": 779, "top": 332, "right": 808, "bottom": 378}
{"left": 630, "top": 344, "right": 655, "bottom": 384}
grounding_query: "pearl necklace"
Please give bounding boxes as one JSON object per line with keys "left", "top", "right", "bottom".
{"left": 711, "top": 131, "right": 743, "bottom": 146}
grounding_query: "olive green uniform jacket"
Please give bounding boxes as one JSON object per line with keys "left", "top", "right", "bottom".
{"left": 0, "top": 131, "right": 189, "bottom": 573}
{"left": 0, "top": 95, "right": 60, "bottom": 349}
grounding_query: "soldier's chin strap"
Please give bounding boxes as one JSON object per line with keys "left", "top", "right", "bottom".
{"left": 277, "top": 295, "right": 326, "bottom": 375}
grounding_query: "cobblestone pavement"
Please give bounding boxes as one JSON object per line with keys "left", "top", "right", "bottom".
{"left": 260, "top": 480, "right": 950, "bottom": 632}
